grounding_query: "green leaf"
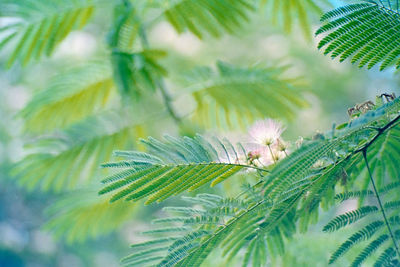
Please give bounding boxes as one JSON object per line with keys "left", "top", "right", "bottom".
{"left": 329, "top": 221, "right": 384, "bottom": 264}
{"left": 152, "top": 0, "right": 255, "bottom": 39}
{"left": 99, "top": 135, "right": 260, "bottom": 204}
{"left": 316, "top": 1, "right": 400, "bottom": 70}
{"left": 374, "top": 247, "right": 397, "bottom": 267}
{"left": 186, "top": 61, "right": 308, "bottom": 130}
{"left": 0, "top": 0, "right": 99, "bottom": 67}
{"left": 351, "top": 234, "right": 389, "bottom": 267}
{"left": 262, "top": 0, "right": 328, "bottom": 40}
{"left": 13, "top": 110, "right": 142, "bottom": 192}
{"left": 323, "top": 206, "right": 379, "bottom": 232}
{"left": 111, "top": 50, "right": 167, "bottom": 100}
{"left": 44, "top": 189, "right": 138, "bottom": 243}
{"left": 335, "top": 190, "right": 375, "bottom": 202}
{"left": 19, "top": 61, "right": 114, "bottom": 133}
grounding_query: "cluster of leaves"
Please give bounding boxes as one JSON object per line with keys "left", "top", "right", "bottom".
{"left": 0, "top": 0, "right": 322, "bottom": 245}
{"left": 99, "top": 96, "right": 400, "bottom": 265}
{"left": 90, "top": 0, "right": 400, "bottom": 265}
{"left": 6, "top": 0, "right": 400, "bottom": 265}
{"left": 325, "top": 182, "right": 400, "bottom": 266}
{"left": 262, "top": 0, "right": 328, "bottom": 40}
{"left": 0, "top": 0, "right": 324, "bottom": 67}
{"left": 120, "top": 193, "right": 271, "bottom": 266}
{"left": 187, "top": 61, "right": 308, "bottom": 129}
{"left": 316, "top": 0, "right": 400, "bottom": 71}
{"left": 0, "top": 0, "right": 98, "bottom": 67}
{"left": 99, "top": 134, "right": 270, "bottom": 204}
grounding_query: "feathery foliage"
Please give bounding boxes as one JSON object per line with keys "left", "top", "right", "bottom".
{"left": 107, "top": 2, "right": 169, "bottom": 100}
{"left": 107, "top": 0, "right": 141, "bottom": 52}
{"left": 326, "top": 182, "right": 400, "bottom": 265}
{"left": 375, "top": 247, "right": 398, "bottom": 267}
{"left": 99, "top": 134, "right": 266, "bottom": 204}
{"left": 316, "top": 0, "right": 400, "bottom": 70}
{"left": 13, "top": 110, "right": 144, "bottom": 192}
{"left": 111, "top": 49, "right": 167, "bottom": 100}
{"left": 45, "top": 189, "right": 138, "bottom": 243}
{"left": 108, "top": 95, "right": 400, "bottom": 266}
{"left": 0, "top": 0, "right": 100, "bottom": 67}
{"left": 150, "top": 0, "right": 255, "bottom": 39}
{"left": 328, "top": 221, "right": 385, "bottom": 264}
{"left": 19, "top": 61, "right": 114, "bottom": 133}
{"left": 261, "top": 0, "right": 328, "bottom": 39}
{"left": 123, "top": 192, "right": 275, "bottom": 267}
{"left": 186, "top": 61, "right": 308, "bottom": 129}
{"left": 323, "top": 206, "right": 379, "bottom": 232}
{"left": 358, "top": 125, "right": 400, "bottom": 189}
{"left": 7, "top": 0, "right": 400, "bottom": 265}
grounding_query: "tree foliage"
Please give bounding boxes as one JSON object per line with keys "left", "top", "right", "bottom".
{"left": 0, "top": 0, "right": 98, "bottom": 67}
{"left": 3, "top": 0, "right": 400, "bottom": 266}
{"left": 316, "top": 0, "right": 400, "bottom": 70}
{"left": 101, "top": 96, "right": 400, "bottom": 266}
{"left": 1, "top": 0, "right": 319, "bottom": 246}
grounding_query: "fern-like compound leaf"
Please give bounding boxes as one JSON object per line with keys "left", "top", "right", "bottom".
{"left": 262, "top": 0, "right": 328, "bottom": 40}
{"left": 351, "top": 234, "right": 390, "bottom": 267}
{"left": 99, "top": 135, "right": 263, "bottom": 204}
{"left": 0, "top": 0, "right": 100, "bottom": 67}
{"left": 329, "top": 220, "right": 385, "bottom": 263}
{"left": 323, "top": 206, "right": 379, "bottom": 232}
{"left": 335, "top": 190, "right": 375, "bottom": 202}
{"left": 121, "top": 193, "right": 256, "bottom": 266}
{"left": 316, "top": 0, "right": 400, "bottom": 70}
{"left": 374, "top": 247, "right": 397, "bottom": 267}
{"left": 13, "top": 110, "right": 145, "bottom": 192}
{"left": 19, "top": 61, "right": 114, "bottom": 133}
{"left": 152, "top": 0, "right": 255, "bottom": 39}
{"left": 111, "top": 49, "right": 167, "bottom": 100}
{"left": 112, "top": 97, "right": 400, "bottom": 266}
{"left": 44, "top": 189, "right": 138, "bottom": 243}
{"left": 186, "top": 61, "right": 308, "bottom": 129}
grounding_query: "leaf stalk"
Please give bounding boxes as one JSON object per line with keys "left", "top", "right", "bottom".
{"left": 362, "top": 149, "right": 400, "bottom": 258}
{"left": 138, "top": 26, "right": 182, "bottom": 125}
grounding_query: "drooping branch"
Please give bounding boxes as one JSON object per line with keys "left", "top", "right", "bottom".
{"left": 138, "top": 26, "right": 182, "bottom": 125}
{"left": 354, "top": 114, "right": 400, "bottom": 154}
{"left": 108, "top": 0, "right": 182, "bottom": 126}
{"left": 363, "top": 149, "right": 400, "bottom": 258}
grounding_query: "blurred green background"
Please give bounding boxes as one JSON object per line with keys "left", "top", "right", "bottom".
{"left": 0, "top": 0, "right": 399, "bottom": 266}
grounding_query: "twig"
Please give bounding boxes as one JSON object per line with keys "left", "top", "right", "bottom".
{"left": 363, "top": 149, "right": 400, "bottom": 258}
{"left": 139, "top": 26, "right": 182, "bottom": 125}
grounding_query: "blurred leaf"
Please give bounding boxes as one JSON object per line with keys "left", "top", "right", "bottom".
{"left": 19, "top": 61, "right": 115, "bottom": 134}
{"left": 45, "top": 189, "right": 139, "bottom": 243}
{"left": 111, "top": 50, "right": 167, "bottom": 101}
{"left": 261, "top": 0, "right": 328, "bottom": 40}
{"left": 99, "top": 134, "right": 263, "bottom": 204}
{"left": 107, "top": 1, "right": 141, "bottom": 52}
{"left": 184, "top": 61, "right": 308, "bottom": 130}
{"left": 316, "top": 1, "right": 400, "bottom": 70}
{"left": 150, "top": 0, "right": 255, "bottom": 38}
{"left": 13, "top": 110, "right": 146, "bottom": 192}
{"left": 0, "top": 0, "right": 101, "bottom": 67}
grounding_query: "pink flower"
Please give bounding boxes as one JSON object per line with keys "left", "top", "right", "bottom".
{"left": 248, "top": 119, "right": 285, "bottom": 146}
{"left": 245, "top": 143, "right": 273, "bottom": 167}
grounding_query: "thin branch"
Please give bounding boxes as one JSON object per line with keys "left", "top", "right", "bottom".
{"left": 173, "top": 199, "right": 268, "bottom": 266}
{"left": 267, "top": 144, "right": 276, "bottom": 163}
{"left": 171, "top": 162, "right": 269, "bottom": 173}
{"left": 354, "top": 114, "right": 400, "bottom": 154}
{"left": 138, "top": 26, "right": 182, "bottom": 125}
{"left": 363, "top": 149, "right": 400, "bottom": 258}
